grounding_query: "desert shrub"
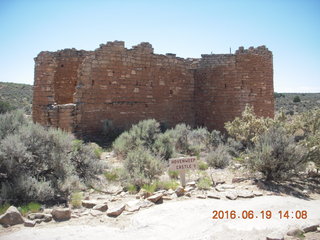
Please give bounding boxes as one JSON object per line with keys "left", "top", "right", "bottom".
{"left": 70, "top": 191, "right": 83, "bottom": 208}
{"left": 124, "top": 147, "right": 164, "bottom": 187}
{"left": 156, "top": 180, "right": 179, "bottom": 190}
{"left": 167, "top": 123, "right": 191, "bottom": 154}
{"left": 225, "top": 105, "right": 273, "bottom": 147}
{"left": 209, "top": 130, "right": 224, "bottom": 147}
{"left": 0, "top": 110, "right": 28, "bottom": 140}
{"left": 0, "top": 101, "right": 14, "bottom": 114}
{"left": 142, "top": 183, "right": 157, "bottom": 193}
{"left": 197, "top": 175, "right": 212, "bottom": 190}
{"left": 198, "top": 160, "right": 208, "bottom": 170}
{"left": 152, "top": 132, "right": 175, "bottom": 160}
{"left": 0, "top": 203, "right": 10, "bottom": 215}
{"left": 293, "top": 96, "right": 301, "bottom": 103}
{"left": 168, "top": 170, "right": 179, "bottom": 179}
{"left": 206, "top": 144, "right": 231, "bottom": 169}
{"left": 302, "top": 130, "right": 320, "bottom": 169}
{"left": 226, "top": 137, "right": 243, "bottom": 157}
{"left": 246, "top": 126, "right": 307, "bottom": 181}
{"left": 287, "top": 108, "right": 320, "bottom": 136}
{"left": 113, "top": 119, "right": 161, "bottom": 157}
{"left": 188, "top": 127, "right": 211, "bottom": 152}
{"left": 104, "top": 168, "right": 121, "bottom": 182}
{"left": 126, "top": 184, "right": 138, "bottom": 194}
{"left": 18, "top": 202, "right": 41, "bottom": 216}
{"left": 0, "top": 115, "right": 104, "bottom": 203}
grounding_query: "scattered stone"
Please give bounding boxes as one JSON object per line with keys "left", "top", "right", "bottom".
{"left": 185, "top": 192, "right": 191, "bottom": 197}
{"left": 162, "top": 195, "right": 173, "bottom": 200}
{"left": 303, "top": 224, "right": 319, "bottom": 233}
{"left": 166, "top": 189, "right": 175, "bottom": 195}
{"left": 175, "top": 186, "right": 185, "bottom": 197}
{"left": 225, "top": 191, "right": 238, "bottom": 200}
{"left": 93, "top": 203, "right": 108, "bottom": 212}
{"left": 186, "top": 181, "right": 196, "bottom": 187}
{"left": 232, "top": 177, "right": 246, "bottom": 183}
{"left": 155, "top": 190, "right": 166, "bottom": 194}
{"left": 125, "top": 200, "right": 141, "bottom": 212}
{"left": 196, "top": 194, "right": 206, "bottom": 199}
{"left": 266, "top": 233, "right": 284, "bottom": 240}
{"left": 90, "top": 210, "right": 103, "bottom": 217}
{"left": 51, "top": 208, "right": 71, "bottom": 221}
{"left": 216, "top": 184, "right": 235, "bottom": 192}
{"left": 185, "top": 186, "right": 195, "bottom": 192}
{"left": 287, "top": 228, "right": 304, "bottom": 237}
{"left": 147, "top": 193, "right": 163, "bottom": 203}
{"left": 80, "top": 210, "right": 90, "bottom": 217}
{"left": 207, "top": 192, "right": 221, "bottom": 199}
{"left": 82, "top": 200, "right": 97, "bottom": 208}
{"left": 24, "top": 220, "right": 36, "bottom": 227}
{"left": 43, "top": 209, "right": 53, "bottom": 214}
{"left": 43, "top": 214, "right": 52, "bottom": 222}
{"left": 28, "top": 213, "right": 45, "bottom": 220}
{"left": 253, "top": 191, "right": 263, "bottom": 197}
{"left": 139, "top": 200, "right": 155, "bottom": 209}
{"left": 34, "top": 219, "right": 43, "bottom": 224}
{"left": 237, "top": 190, "right": 255, "bottom": 198}
{"left": 317, "top": 227, "right": 320, "bottom": 232}
{"left": 107, "top": 204, "right": 125, "bottom": 217}
{"left": 0, "top": 206, "right": 24, "bottom": 226}
{"left": 71, "top": 214, "right": 79, "bottom": 218}
{"left": 138, "top": 189, "right": 152, "bottom": 199}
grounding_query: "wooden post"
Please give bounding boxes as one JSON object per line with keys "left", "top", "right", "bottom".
{"left": 180, "top": 169, "right": 186, "bottom": 187}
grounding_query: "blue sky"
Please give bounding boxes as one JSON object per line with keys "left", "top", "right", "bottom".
{"left": 0, "top": 0, "right": 319, "bottom": 92}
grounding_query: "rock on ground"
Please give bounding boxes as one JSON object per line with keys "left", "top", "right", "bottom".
{"left": 51, "top": 208, "right": 71, "bottom": 221}
{"left": 0, "top": 206, "right": 24, "bottom": 226}
{"left": 106, "top": 204, "right": 125, "bottom": 217}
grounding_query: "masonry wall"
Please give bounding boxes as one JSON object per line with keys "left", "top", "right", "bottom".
{"left": 194, "top": 46, "right": 274, "bottom": 131}
{"left": 32, "top": 41, "right": 274, "bottom": 140}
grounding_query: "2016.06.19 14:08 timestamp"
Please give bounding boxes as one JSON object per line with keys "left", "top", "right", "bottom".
{"left": 212, "top": 210, "right": 308, "bottom": 220}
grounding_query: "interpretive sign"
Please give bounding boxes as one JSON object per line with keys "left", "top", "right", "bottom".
{"left": 169, "top": 157, "right": 197, "bottom": 187}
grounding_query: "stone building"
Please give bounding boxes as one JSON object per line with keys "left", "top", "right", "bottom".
{"left": 32, "top": 41, "right": 274, "bottom": 139}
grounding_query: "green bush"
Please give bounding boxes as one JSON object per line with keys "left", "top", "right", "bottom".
{"left": 225, "top": 105, "right": 272, "bottom": 147}
{"left": 142, "top": 183, "right": 157, "bottom": 193}
{"left": 156, "top": 180, "right": 179, "bottom": 190}
{"left": 0, "top": 203, "right": 10, "bottom": 215}
{"left": 124, "top": 147, "right": 164, "bottom": 187}
{"left": 152, "top": 132, "right": 174, "bottom": 160}
{"left": 168, "top": 170, "right": 179, "bottom": 179}
{"left": 113, "top": 119, "right": 161, "bottom": 157}
{"left": 247, "top": 126, "right": 307, "bottom": 181}
{"left": 104, "top": 169, "right": 120, "bottom": 182}
{"left": 293, "top": 96, "right": 301, "bottom": 103}
{"left": 206, "top": 144, "right": 231, "bottom": 169}
{"left": 70, "top": 191, "right": 83, "bottom": 208}
{"left": 198, "top": 160, "right": 209, "bottom": 170}
{"left": 197, "top": 175, "right": 212, "bottom": 190}
{"left": 126, "top": 184, "right": 138, "bottom": 194}
{"left": 0, "top": 111, "right": 104, "bottom": 203}
{"left": 18, "top": 202, "right": 41, "bottom": 216}
{"left": 0, "top": 101, "right": 14, "bottom": 114}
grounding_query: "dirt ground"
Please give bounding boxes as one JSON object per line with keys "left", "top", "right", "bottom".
{"left": 1, "top": 196, "right": 319, "bottom": 240}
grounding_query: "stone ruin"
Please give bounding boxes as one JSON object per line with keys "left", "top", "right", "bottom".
{"left": 32, "top": 41, "right": 274, "bottom": 140}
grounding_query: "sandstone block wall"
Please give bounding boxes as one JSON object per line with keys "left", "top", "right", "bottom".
{"left": 32, "top": 41, "right": 274, "bottom": 139}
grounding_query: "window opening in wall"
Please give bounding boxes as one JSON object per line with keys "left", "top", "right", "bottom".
{"left": 224, "top": 84, "right": 227, "bottom": 88}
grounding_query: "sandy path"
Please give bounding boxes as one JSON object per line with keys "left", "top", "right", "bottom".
{"left": 1, "top": 196, "right": 319, "bottom": 240}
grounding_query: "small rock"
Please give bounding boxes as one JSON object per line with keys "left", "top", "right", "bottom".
{"left": 232, "top": 177, "right": 246, "bottom": 183}
{"left": 90, "top": 210, "right": 103, "bottom": 217}
{"left": 138, "top": 189, "right": 152, "bottom": 199}
{"left": 219, "top": 184, "right": 235, "bottom": 189}
{"left": 51, "top": 208, "right": 71, "bottom": 221}
{"left": 186, "top": 181, "right": 196, "bottom": 187}
{"left": 93, "top": 203, "right": 108, "bottom": 212}
{"left": 139, "top": 200, "right": 155, "bottom": 208}
{"left": 185, "top": 192, "right": 191, "bottom": 197}
{"left": 162, "top": 196, "right": 173, "bottom": 200}
{"left": 303, "top": 224, "right": 319, "bottom": 233}
{"left": 106, "top": 204, "right": 125, "bottom": 217}
{"left": 43, "top": 214, "right": 52, "bottom": 222}
{"left": 82, "top": 200, "right": 97, "bottom": 208}
{"left": 253, "top": 191, "right": 263, "bottom": 196}
{"left": 196, "top": 194, "right": 206, "bottom": 199}
{"left": 287, "top": 228, "right": 304, "bottom": 236}
{"left": 155, "top": 190, "right": 166, "bottom": 194}
{"left": 167, "top": 189, "right": 175, "bottom": 195}
{"left": 237, "top": 190, "right": 255, "bottom": 198}
{"left": 43, "top": 209, "right": 53, "bottom": 214}
{"left": 24, "top": 220, "right": 36, "bottom": 227}
{"left": 207, "top": 192, "right": 221, "bottom": 199}
{"left": 226, "top": 191, "right": 238, "bottom": 200}
{"left": 28, "top": 213, "right": 45, "bottom": 220}
{"left": 185, "top": 186, "right": 195, "bottom": 192}
{"left": 0, "top": 206, "right": 24, "bottom": 226}
{"left": 125, "top": 200, "right": 142, "bottom": 212}
{"left": 175, "top": 186, "right": 185, "bottom": 197}
{"left": 34, "top": 219, "right": 43, "bottom": 224}
{"left": 147, "top": 193, "right": 163, "bottom": 203}
{"left": 266, "top": 232, "right": 284, "bottom": 240}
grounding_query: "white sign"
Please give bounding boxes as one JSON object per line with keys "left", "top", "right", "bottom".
{"left": 169, "top": 157, "right": 197, "bottom": 171}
